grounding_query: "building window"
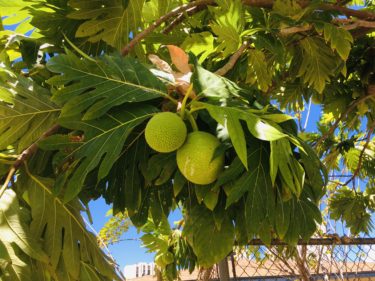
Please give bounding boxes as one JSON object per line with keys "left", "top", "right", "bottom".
{"left": 143, "top": 265, "right": 145, "bottom": 276}
{"left": 147, "top": 265, "right": 150, "bottom": 275}
{"left": 136, "top": 266, "right": 139, "bottom": 278}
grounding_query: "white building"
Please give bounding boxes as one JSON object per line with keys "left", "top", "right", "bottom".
{"left": 124, "top": 262, "right": 155, "bottom": 279}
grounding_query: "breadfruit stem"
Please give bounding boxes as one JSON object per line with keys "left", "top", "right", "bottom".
{"left": 180, "top": 84, "right": 194, "bottom": 120}
{"left": 186, "top": 111, "right": 198, "bottom": 131}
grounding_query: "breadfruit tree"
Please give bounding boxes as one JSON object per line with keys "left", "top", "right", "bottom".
{"left": 0, "top": 0, "right": 374, "bottom": 280}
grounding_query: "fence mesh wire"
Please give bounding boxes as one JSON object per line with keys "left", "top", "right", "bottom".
{"left": 206, "top": 238, "right": 375, "bottom": 281}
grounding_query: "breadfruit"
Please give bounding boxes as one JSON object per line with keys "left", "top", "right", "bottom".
{"left": 145, "top": 112, "right": 187, "bottom": 153}
{"left": 176, "top": 131, "right": 224, "bottom": 185}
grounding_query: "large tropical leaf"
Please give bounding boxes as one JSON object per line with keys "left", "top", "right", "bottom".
{"left": 192, "top": 63, "right": 242, "bottom": 99}
{"left": 47, "top": 50, "right": 166, "bottom": 120}
{"left": 0, "top": 0, "right": 38, "bottom": 36}
{"left": 321, "top": 23, "right": 353, "bottom": 61}
{"left": 218, "top": 138, "right": 322, "bottom": 244}
{"left": 0, "top": 74, "right": 60, "bottom": 153}
{"left": 276, "top": 188, "right": 322, "bottom": 244}
{"left": 67, "top": 0, "right": 144, "bottom": 50}
{"left": 21, "top": 173, "right": 123, "bottom": 281}
{"left": 0, "top": 189, "right": 48, "bottom": 281}
{"left": 246, "top": 49, "right": 273, "bottom": 92}
{"left": 210, "top": 0, "right": 244, "bottom": 58}
{"left": 142, "top": 0, "right": 179, "bottom": 23}
{"left": 330, "top": 187, "right": 373, "bottom": 235}
{"left": 270, "top": 138, "right": 305, "bottom": 197}
{"left": 296, "top": 37, "right": 340, "bottom": 93}
{"left": 101, "top": 133, "right": 151, "bottom": 214}
{"left": 196, "top": 102, "right": 287, "bottom": 169}
{"left": 183, "top": 204, "right": 234, "bottom": 267}
{"left": 26, "top": 0, "right": 109, "bottom": 56}
{"left": 221, "top": 140, "right": 276, "bottom": 243}
{"left": 39, "top": 104, "right": 158, "bottom": 202}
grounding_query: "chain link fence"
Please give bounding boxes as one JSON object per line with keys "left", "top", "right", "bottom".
{"left": 206, "top": 238, "right": 375, "bottom": 281}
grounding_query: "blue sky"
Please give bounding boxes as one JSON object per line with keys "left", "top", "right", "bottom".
{"left": 87, "top": 200, "right": 183, "bottom": 270}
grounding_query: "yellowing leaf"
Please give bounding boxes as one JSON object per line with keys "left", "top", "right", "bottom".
{"left": 323, "top": 23, "right": 353, "bottom": 61}
{"left": 322, "top": 112, "right": 335, "bottom": 124}
{"left": 148, "top": 54, "right": 173, "bottom": 73}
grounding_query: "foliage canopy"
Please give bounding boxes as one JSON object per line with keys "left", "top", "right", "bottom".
{"left": 0, "top": 0, "right": 374, "bottom": 280}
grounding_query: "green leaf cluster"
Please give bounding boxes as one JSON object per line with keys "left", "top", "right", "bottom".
{"left": 0, "top": 73, "right": 59, "bottom": 153}
{"left": 0, "top": 180, "right": 122, "bottom": 281}
{"left": 330, "top": 187, "right": 375, "bottom": 235}
{"left": 67, "top": 0, "right": 144, "bottom": 50}
{"left": 141, "top": 217, "right": 196, "bottom": 280}
{"left": 0, "top": 0, "right": 374, "bottom": 278}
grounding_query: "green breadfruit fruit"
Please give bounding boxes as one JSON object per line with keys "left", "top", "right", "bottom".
{"left": 176, "top": 131, "right": 224, "bottom": 185}
{"left": 145, "top": 112, "right": 187, "bottom": 153}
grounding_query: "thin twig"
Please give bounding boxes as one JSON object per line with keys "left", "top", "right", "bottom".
{"left": 279, "top": 25, "right": 312, "bottom": 36}
{"left": 267, "top": 247, "right": 297, "bottom": 275}
{"left": 162, "top": 5, "right": 207, "bottom": 34}
{"left": 333, "top": 18, "right": 375, "bottom": 30}
{"left": 121, "top": 0, "right": 215, "bottom": 56}
{"left": 0, "top": 167, "right": 16, "bottom": 198}
{"left": 279, "top": 19, "right": 375, "bottom": 37}
{"left": 0, "top": 124, "right": 60, "bottom": 198}
{"left": 341, "top": 121, "right": 375, "bottom": 187}
{"left": 315, "top": 90, "right": 375, "bottom": 148}
{"left": 328, "top": 174, "right": 353, "bottom": 178}
{"left": 215, "top": 41, "right": 249, "bottom": 76}
{"left": 319, "top": 3, "right": 375, "bottom": 20}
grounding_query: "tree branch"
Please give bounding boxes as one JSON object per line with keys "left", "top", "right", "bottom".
{"left": 279, "top": 25, "right": 312, "bottom": 36}
{"left": 0, "top": 124, "right": 60, "bottom": 198}
{"left": 215, "top": 41, "right": 249, "bottom": 76}
{"left": 319, "top": 3, "right": 375, "bottom": 20}
{"left": 162, "top": 5, "right": 207, "bottom": 34}
{"left": 334, "top": 19, "right": 375, "bottom": 30}
{"left": 279, "top": 19, "right": 375, "bottom": 37}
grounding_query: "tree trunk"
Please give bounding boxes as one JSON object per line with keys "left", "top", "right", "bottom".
{"left": 155, "top": 266, "right": 163, "bottom": 281}
{"left": 197, "top": 266, "right": 213, "bottom": 281}
{"left": 295, "top": 245, "right": 312, "bottom": 281}
{"left": 218, "top": 257, "right": 230, "bottom": 281}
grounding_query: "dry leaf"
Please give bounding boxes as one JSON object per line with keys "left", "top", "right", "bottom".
{"left": 148, "top": 54, "right": 173, "bottom": 73}
{"left": 166, "top": 45, "right": 191, "bottom": 74}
